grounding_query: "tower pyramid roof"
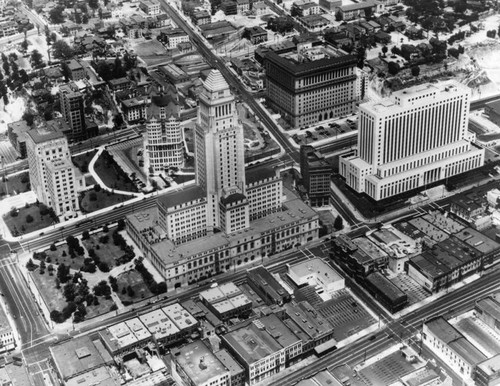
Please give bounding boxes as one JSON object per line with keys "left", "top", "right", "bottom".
{"left": 203, "top": 70, "right": 229, "bottom": 93}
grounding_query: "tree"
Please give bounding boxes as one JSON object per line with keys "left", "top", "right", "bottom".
{"left": 50, "top": 310, "right": 64, "bottom": 323}
{"left": 49, "top": 5, "right": 65, "bottom": 24}
{"left": 22, "top": 111, "right": 35, "bottom": 126}
{"left": 50, "top": 243, "right": 57, "bottom": 251}
{"left": 39, "top": 260, "right": 46, "bottom": 274}
{"left": 26, "top": 258, "right": 37, "bottom": 271}
{"left": 20, "top": 39, "right": 29, "bottom": 52}
{"left": 26, "top": 214, "right": 33, "bottom": 223}
{"left": 82, "top": 230, "right": 90, "bottom": 240}
{"left": 19, "top": 69, "right": 29, "bottom": 84}
{"left": 117, "top": 219, "right": 126, "bottom": 231}
{"left": 94, "top": 184, "right": 101, "bottom": 192}
{"left": 334, "top": 215, "right": 344, "bottom": 231}
{"left": 30, "top": 50, "right": 44, "bottom": 69}
{"left": 127, "top": 285, "right": 135, "bottom": 297}
{"left": 52, "top": 40, "right": 75, "bottom": 60}
{"left": 381, "top": 45, "right": 388, "bottom": 57}
{"left": 63, "top": 282, "right": 76, "bottom": 302}
{"left": 57, "top": 263, "right": 71, "bottom": 283}
{"left": 95, "top": 60, "right": 113, "bottom": 81}
{"left": 2, "top": 61, "right": 9, "bottom": 76}
{"left": 388, "top": 61, "right": 401, "bottom": 75}
{"left": 61, "top": 61, "right": 71, "bottom": 82}
{"left": 98, "top": 262, "right": 110, "bottom": 272}
{"left": 113, "top": 56, "right": 125, "bottom": 78}
{"left": 113, "top": 113, "right": 124, "bottom": 130}
{"left": 411, "top": 65, "right": 420, "bottom": 77}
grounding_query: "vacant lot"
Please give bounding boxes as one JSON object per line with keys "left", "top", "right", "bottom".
{"left": 3, "top": 205, "right": 54, "bottom": 236}
{"left": 116, "top": 270, "right": 154, "bottom": 306}
{"left": 80, "top": 189, "right": 131, "bottom": 213}
{"left": 82, "top": 232, "right": 124, "bottom": 268}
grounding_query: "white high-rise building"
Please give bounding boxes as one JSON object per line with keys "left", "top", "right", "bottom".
{"left": 339, "top": 81, "right": 485, "bottom": 200}
{"left": 26, "top": 125, "right": 84, "bottom": 217}
{"left": 145, "top": 93, "right": 184, "bottom": 173}
{"left": 195, "top": 70, "right": 249, "bottom": 234}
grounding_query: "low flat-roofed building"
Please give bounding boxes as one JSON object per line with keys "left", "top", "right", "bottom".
{"left": 162, "top": 303, "right": 199, "bottom": 337}
{"left": 454, "top": 228, "right": 500, "bottom": 263}
{"left": 259, "top": 314, "right": 302, "bottom": 363}
{"left": 282, "top": 301, "right": 334, "bottom": 352}
{"left": 139, "top": 309, "right": 181, "bottom": 346}
{"left": 222, "top": 320, "right": 286, "bottom": 385}
{"left": 365, "top": 272, "right": 408, "bottom": 313}
{"left": 475, "top": 295, "right": 500, "bottom": 335}
{"left": 474, "top": 353, "right": 500, "bottom": 386}
{"left": 211, "top": 294, "right": 253, "bottom": 321}
{"left": 396, "top": 361, "right": 451, "bottom": 386}
{"left": 65, "top": 366, "right": 119, "bottom": 386}
{"left": 50, "top": 335, "right": 113, "bottom": 382}
{"left": 214, "top": 349, "right": 245, "bottom": 386}
{"left": 172, "top": 340, "right": 230, "bottom": 386}
{"left": 407, "top": 235, "right": 487, "bottom": 293}
{"left": 98, "top": 318, "right": 152, "bottom": 357}
{"left": 423, "top": 317, "right": 487, "bottom": 379}
{"left": 200, "top": 283, "right": 252, "bottom": 321}
{"left": 287, "top": 258, "right": 344, "bottom": 298}
{"left": 247, "top": 266, "right": 291, "bottom": 306}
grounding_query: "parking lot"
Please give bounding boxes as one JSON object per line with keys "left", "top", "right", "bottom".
{"left": 291, "top": 118, "right": 358, "bottom": 146}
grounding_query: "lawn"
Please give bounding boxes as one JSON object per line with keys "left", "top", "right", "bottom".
{"left": 30, "top": 269, "right": 67, "bottom": 313}
{"left": 85, "top": 175, "right": 96, "bottom": 186}
{"left": 44, "top": 245, "right": 85, "bottom": 271}
{"left": 72, "top": 150, "right": 97, "bottom": 173}
{"left": 3, "top": 204, "right": 55, "bottom": 236}
{"left": 116, "top": 270, "right": 155, "bottom": 306}
{"left": 93, "top": 150, "right": 138, "bottom": 192}
{"left": 86, "top": 296, "right": 116, "bottom": 319}
{"left": 81, "top": 232, "right": 124, "bottom": 268}
{"left": 80, "top": 188, "right": 131, "bottom": 213}
{"left": 0, "top": 172, "right": 30, "bottom": 196}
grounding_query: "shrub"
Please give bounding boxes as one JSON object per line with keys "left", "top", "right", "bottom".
{"left": 10, "top": 209, "right": 18, "bottom": 217}
{"left": 50, "top": 243, "right": 57, "bottom": 251}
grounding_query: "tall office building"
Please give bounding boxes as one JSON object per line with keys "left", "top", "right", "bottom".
{"left": 264, "top": 43, "right": 357, "bottom": 129}
{"left": 145, "top": 92, "right": 184, "bottom": 173}
{"left": 339, "top": 81, "right": 485, "bottom": 200}
{"left": 60, "top": 83, "right": 86, "bottom": 141}
{"left": 26, "top": 124, "right": 84, "bottom": 217}
{"left": 195, "top": 70, "right": 249, "bottom": 234}
{"left": 300, "top": 145, "right": 332, "bottom": 207}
